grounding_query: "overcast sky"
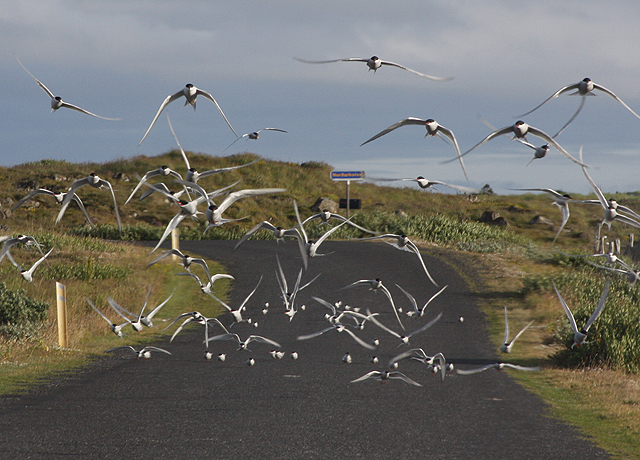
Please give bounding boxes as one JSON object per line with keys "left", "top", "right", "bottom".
{"left": 2, "top": 1, "right": 640, "bottom": 195}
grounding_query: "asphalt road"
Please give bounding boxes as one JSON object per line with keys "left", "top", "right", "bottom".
{"left": 0, "top": 240, "right": 610, "bottom": 459}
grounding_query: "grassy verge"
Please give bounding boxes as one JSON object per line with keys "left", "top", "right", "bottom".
{"left": 0, "top": 236, "right": 230, "bottom": 396}
{"left": 461, "top": 247, "right": 640, "bottom": 459}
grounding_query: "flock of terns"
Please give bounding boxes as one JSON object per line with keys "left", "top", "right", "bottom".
{"left": 6, "top": 52, "right": 640, "bottom": 386}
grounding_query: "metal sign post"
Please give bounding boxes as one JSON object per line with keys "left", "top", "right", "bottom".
{"left": 330, "top": 170, "right": 365, "bottom": 218}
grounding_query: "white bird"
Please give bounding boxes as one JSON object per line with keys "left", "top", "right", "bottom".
{"left": 367, "top": 310, "right": 443, "bottom": 347}
{"left": 586, "top": 262, "right": 640, "bottom": 285}
{"left": 12, "top": 188, "right": 94, "bottom": 226}
{"left": 177, "top": 271, "right": 234, "bottom": 300}
{"left": 107, "top": 346, "right": 172, "bottom": 359}
{"left": 370, "top": 176, "right": 481, "bottom": 194}
{"left": 124, "top": 166, "right": 184, "bottom": 205}
{"left": 166, "top": 112, "right": 260, "bottom": 184}
{"left": 456, "top": 363, "right": 541, "bottom": 375}
{"left": 575, "top": 148, "right": 640, "bottom": 231}
{"left": 389, "top": 348, "right": 447, "bottom": 381}
{"left": 19, "top": 248, "right": 53, "bottom": 283}
{"left": 275, "top": 255, "right": 320, "bottom": 313}
{"left": 204, "top": 188, "right": 287, "bottom": 231}
{"left": 86, "top": 298, "right": 127, "bottom": 338}
{"left": 350, "top": 370, "right": 422, "bottom": 386}
{"left": 510, "top": 188, "right": 573, "bottom": 245}
{"left": 519, "top": 77, "right": 640, "bottom": 137}
{"left": 395, "top": 284, "right": 448, "bottom": 318}
{"left": 312, "top": 296, "right": 378, "bottom": 329}
{"left": 0, "top": 235, "right": 46, "bottom": 265}
{"left": 340, "top": 278, "right": 405, "bottom": 330}
{"left": 150, "top": 197, "right": 205, "bottom": 253}
{"left": 361, "top": 118, "right": 468, "bottom": 181}
{"left": 293, "top": 201, "right": 351, "bottom": 269}
{"left": 552, "top": 278, "right": 610, "bottom": 348}
{"left": 107, "top": 287, "right": 175, "bottom": 331}
{"left": 294, "top": 55, "right": 453, "bottom": 81}
{"left": 57, "top": 173, "right": 121, "bottom": 232}
{"left": 290, "top": 351, "right": 299, "bottom": 361}
{"left": 164, "top": 311, "right": 228, "bottom": 344}
{"left": 354, "top": 234, "right": 438, "bottom": 287}
{"left": 500, "top": 306, "right": 534, "bottom": 353}
{"left": 216, "top": 276, "right": 262, "bottom": 326}
{"left": 16, "top": 56, "right": 120, "bottom": 121}
{"left": 342, "top": 352, "right": 353, "bottom": 364}
{"left": 223, "top": 128, "right": 288, "bottom": 152}
{"left": 234, "top": 221, "right": 303, "bottom": 250}
{"left": 147, "top": 179, "right": 240, "bottom": 253}
{"left": 297, "top": 322, "right": 376, "bottom": 350}
{"left": 206, "top": 332, "right": 282, "bottom": 351}
{"left": 299, "top": 208, "right": 376, "bottom": 235}
{"left": 138, "top": 83, "right": 238, "bottom": 145}
{"left": 450, "top": 121, "right": 587, "bottom": 167}
{"left": 147, "top": 248, "right": 210, "bottom": 276}
{"left": 478, "top": 116, "right": 552, "bottom": 167}
{"left": 137, "top": 182, "right": 187, "bottom": 204}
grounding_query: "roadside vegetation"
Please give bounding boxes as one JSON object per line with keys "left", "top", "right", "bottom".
{"left": 1, "top": 151, "right": 639, "bottom": 457}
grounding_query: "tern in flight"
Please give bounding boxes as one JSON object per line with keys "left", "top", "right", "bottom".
{"left": 139, "top": 83, "right": 238, "bottom": 145}
{"left": 107, "top": 346, "right": 172, "bottom": 359}
{"left": 166, "top": 113, "right": 260, "bottom": 184}
{"left": 370, "top": 176, "right": 481, "bottom": 195}
{"left": 206, "top": 332, "right": 281, "bottom": 351}
{"left": 552, "top": 278, "right": 610, "bottom": 348}
{"left": 16, "top": 56, "right": 120, "bottom": 120}
{"left": 340, "top": 279, "right": 404, "bottom": 330}
{"left": 234, "top": 221, "right": 303, "bottom": 250}
{"left": 350, "top": 370, "right": 423, "bottom": 386}
{"left": 12, "top": 188, "right": 94, "bottom": 227}
{"left": 299, "top": 208, "right": 376, "bottom": 235}
{"left": 361, "top": 118, "right": 468, "bottom": 181}
{"left": 57, "top": 173, "right": 121, "bottom": 232}
{"left": 389, "top": 348, "right": 447, "bottom": 381}
{"left": 294, "top": 55, "right": 452, "bottom": 81}
{"left": 456, "top": 363, "right": 541, "bottom": 375}
{"left": 574, "top": 149, "right": 640, "bottom": 231}
{"left": 395, "top": 284, "right": 448, "bottom": 318}
{"left": 0, "top": 234, "right": 46, "bottom": 265}
{"left": 448, "top": 121, "right": 587, "bottom": 167}
{"left": 355, "top": 233, "right": 438, "bottom": 287}
{"left": 124, "top": 166, "right": 184, "bottom": 205}
{"left": 147, "top": 248, "right": 210, "bottom": 276}
{"left": 367, "top": 310, "right": 443, "bottom": 347}
{"left": 500, "top": 306, "right": 534, "bottom": 353}
{"left": 87, "top": 298, "right": 127, "bottom": 338}
{"left": 19, "top": 248, "right": 53, "bottom": 283}
{"left": 510, "top": 188, "right": 573, "bottom": 245}
{"left": 223, "top": 128, "right": 287, "bottom": 153}
{"left": 519, "top": 77, "right": 640, "bottom": 137}
{"left": 216, "top": 276, "right": 262, "bottom": 326}
{"left": 293, "top": 201, "right": 351, "bottom": 270}
{"left": 204, "top": 187, "right": 287, "bottom": 231}
{"left": 297, "top": 322, "right": 376, "bottom": 350}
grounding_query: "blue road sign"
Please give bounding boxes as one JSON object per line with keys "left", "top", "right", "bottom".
{"left": 330, "top": 170, "right": 365, "bottom": 181}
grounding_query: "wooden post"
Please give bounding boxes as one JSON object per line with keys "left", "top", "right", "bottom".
{"left": 171, "top": 228, "right": 179, "bottom": 261}
{"left": 56, "top": 282, "right": 68, "bottom": 348}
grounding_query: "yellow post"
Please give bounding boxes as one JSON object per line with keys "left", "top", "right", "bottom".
{"left": 171, "top": 228, "right": 179, "bottom": 261}
{"left": 56, "top": 282, "right": 68, "bottom": 348}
